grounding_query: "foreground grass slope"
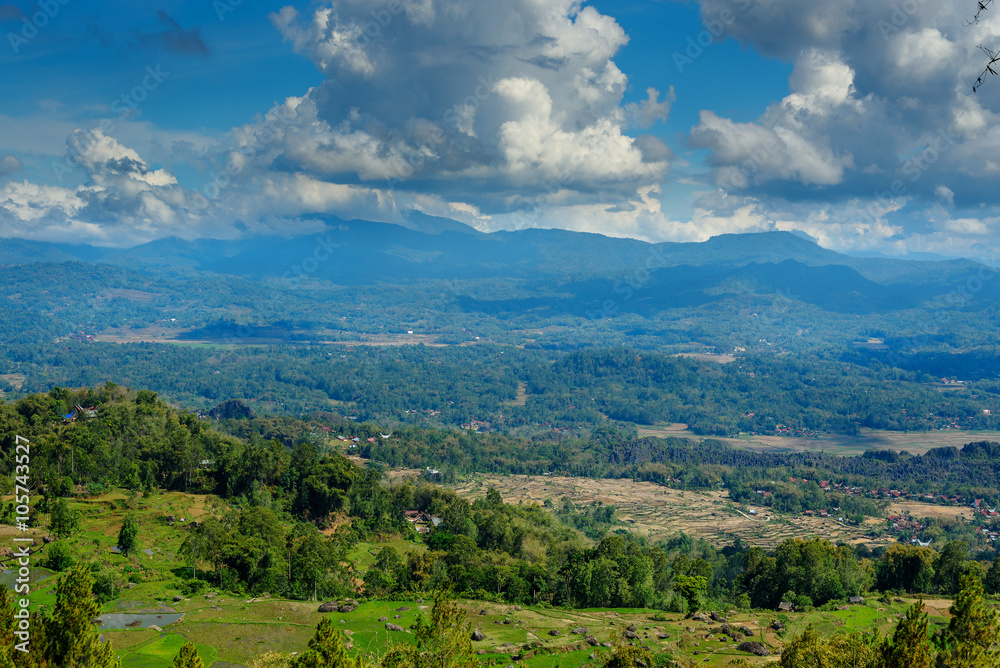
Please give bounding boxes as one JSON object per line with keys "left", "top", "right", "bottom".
{"left": 0, "top": 489, "right": 957, "bottom": 668}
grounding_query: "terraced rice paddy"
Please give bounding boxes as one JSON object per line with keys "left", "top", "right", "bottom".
{"left": 452, "top": 474, "right": 893, "bottom": 550}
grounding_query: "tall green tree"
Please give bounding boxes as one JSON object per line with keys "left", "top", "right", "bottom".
{"left": 169, "top": 642, "right": 205, "bottom": 668}
{"left": 49, "top": 497, "right": 79, "bottom": 538}
{"left": 117, "top": 515, "right": 139, "bottom": 557}
{"left": 0, "top": 586, "right": 16, "bottom": 668}
{"left": 881, "top": 600, "right": 931, "bottom": 668}
{"left": 44, "top": 563, "right": 120, "bottom": 668}
{"left": 936, "top": 573, "right": 1000, "bottom": 668}
{"left": 381, "top": 591, "right": 477, "bottom": 668}
{"left": 289, "top": 618, "right": 359, "bottom": 668}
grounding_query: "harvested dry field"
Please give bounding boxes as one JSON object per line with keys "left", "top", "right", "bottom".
{"left": 889, "top": 501, "right": 973, "bottom": 521}
{"left": 451, "top": 474, "right": 891, "bottom": 550}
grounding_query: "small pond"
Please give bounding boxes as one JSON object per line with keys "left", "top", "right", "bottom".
{"left": 95, "top": 613, "right": 184, "bottom": 629}
{"left": 1, "top": 568, "right": 56, "bottom": 591}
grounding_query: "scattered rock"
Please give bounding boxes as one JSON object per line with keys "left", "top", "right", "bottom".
{"left": 513, "top": 606, "right": 522, "bottom": 611}
{"left": 710, "top": 611, "right": 726, "bottom": 623}
{"left": 204, "top": 592, "right": 217, "bottom": 599}
{"left": 690, "top": 612, "right": 709, "bottom": 623}
{"left": 502, "top": 618, "right": 512, "bottom": 625}
{"left": 739, "top": 626, "right": 754, "bottom": 637}
{"left": 125, "top": 620, "right": 141, "bottom": 628}
{"left": 173, "top": 596, "right": 183, "bottom": 602}
{"left": 479, "top": 609, "right": 488, "bottom": 616}
{"left": 585, "top": 635, "right": 598, "bottom": 646}
{"left": 394, "top": 615, "right": 402, "bottom": 619}
{"left": 318, "top": 602, "right": 338, "bottom": 613}
{"left": 476, "top": 650, "right": 486, "bottom": 655}
{"left": 772, "top": 621, "right": 785, "bottom": 631}
{"left": 43, "top": 535, "right": 55, "bottom": 544}
{"left": 657, "top": 633, "right": 668, "bottom": 640}
{"left": 378, "top": 616, "right": 388, "bottom": 622}
{"left": 624, "top": 630, "right": 638, "bottom": 640}
{"left": 627, "top": 625, "right": 637, "bottom": 632}
{"left": 571, "top": 627, "right": 589, "bottom": 635}
{"left": 149, "top": 625, "right": 162, "bottom": 632}
{"left": 589, "top": 654, "right": 596, "bottom": 661}
{"left": 339, "top": 599, "right": 358, "bottom": 613}
{"left": 396, "top": 606, "right": 410, "bottom": 612}
{"left": 738, "top": 641, "right": 770, "bottom": 656}
{"left": 472, "top": 630, "right": 486, "bottom": 641}
{"left": 548, "top": 629, "right": 561, "bottom": 636}
{"left": 385, "top": 623, "right": 405, "bottom": 632}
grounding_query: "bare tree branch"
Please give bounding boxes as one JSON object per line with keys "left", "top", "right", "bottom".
{"left": 969, "top": 1, "right": 999, "bottom": 92}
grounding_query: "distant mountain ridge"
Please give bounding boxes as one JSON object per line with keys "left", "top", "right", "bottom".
{"left": 0, "top": 217, "right": 989, "bottom": 292}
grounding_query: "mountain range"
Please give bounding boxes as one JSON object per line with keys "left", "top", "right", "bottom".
{"left": 1, "top": 216, "right": 997, "bottom": 315}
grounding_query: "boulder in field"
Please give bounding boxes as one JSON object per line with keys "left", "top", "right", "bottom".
{"left": 385, "top": 623, "right": 405, "bottom": 632}
{"left": 548, "top": 629, "right": 561, "bottom": 636}
{"left": 472, "top": 630, "right": 485, "bottom": 641}
{"left": 571, "top": 627, "right": 589, "bottom": 635}
{"left": 318, "top": 602, "right": 338, "bottom": 613}
{"left": 378, "top": 616, "right": 388, "bottom": 622}
{"left": 738, "top": 641, "right": 770, "bottom": 656}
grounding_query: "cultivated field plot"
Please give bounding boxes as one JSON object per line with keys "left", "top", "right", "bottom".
{"left": 636, "top": 425, "right": 1000, "bottom": 457}
{"left": 731, "top": 428, "right": 1000, "bottom": 457}
{"left": 451, "top": 474, "right": 890, "bottom": 550}
{"left": 0, "top": 373, "right": 26, "bottom": 390}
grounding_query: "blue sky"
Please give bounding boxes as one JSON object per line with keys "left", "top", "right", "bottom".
{"left": 1, "top": 0, "right": 999, "bottom": 259}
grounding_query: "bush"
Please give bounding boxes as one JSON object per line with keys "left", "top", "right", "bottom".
{"left": 792, "top": 594, "right": 813, "bottom": 610}
{"left": 86, "top": 482, "right": 108, "bottom": 496}
{"left": 43, "top": 541, "right": 75, "bottom": 571}
{"left": 181, "top": 579, "right": 210, "bottom": 595}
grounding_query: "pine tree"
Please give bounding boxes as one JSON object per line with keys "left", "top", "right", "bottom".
{"left": 882, "top": 600, "right": 931, "bottom": 668}
{"left": 169, "top": 642, "right": 205, "bottom": 668}
{"left": 0, "top": 587, "right": 16, "bottom": 668}
{"left": 289, "top": 618, "right": 358, "bottom": 668}
{"left": 44, "top": 563, "right": 121, "bottom": 668}
{"left": 117, "top": 515, "right": 139, "bottom": 557}
{"left": 381, "top": 591, "right": 477, "bottom": 668}
{"left": 936, "top": 573, "right": 1000, "bottom": 668}
{"left": 777, "top": 625, "right": 836, "bottom": 668}
{"left": 599, "top": 630, "right": 655, "bottom": 668}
